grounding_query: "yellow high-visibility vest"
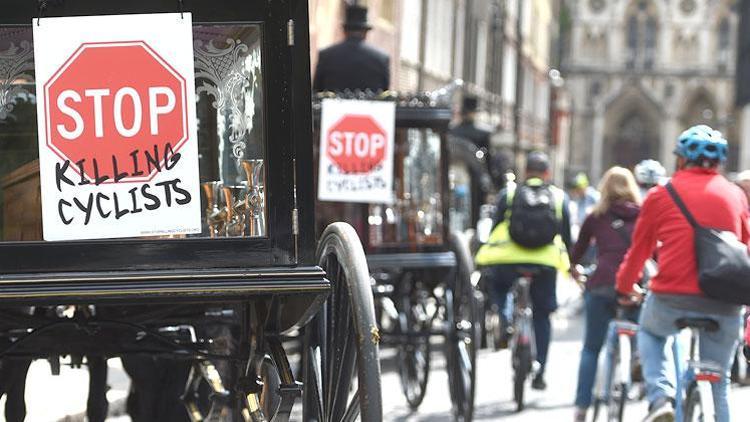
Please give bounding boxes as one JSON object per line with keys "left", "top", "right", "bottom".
{"left": 474, "top": 179, "right": 570, "bottom": 272}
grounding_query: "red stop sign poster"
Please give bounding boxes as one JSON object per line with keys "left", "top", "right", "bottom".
{"left": 318, "top": 99, "right": 395, "bottom": 203}
{"left": 326, "top": 115, "right": 388, "bottom": 174}
{"left": 33, "top": 13, "right": 201, "bottom": 241}
{"left": 44, "top": 41, "right": 188, "bottom": 183}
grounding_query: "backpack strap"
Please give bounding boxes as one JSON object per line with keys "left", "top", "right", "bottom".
{"left": 505, "top": 179, "right": 564, "bottom": 221}
{"left": 504, "top": 182, "right": 517, "bottom": 221}
{"left": 665, "top": 182, "right": 700, "bottom": 228}
{"left": 610, "top": 216, "right": 631, "bottom": 246}
{"left": 549, "top": 185, "right": 565, "bottom": 221}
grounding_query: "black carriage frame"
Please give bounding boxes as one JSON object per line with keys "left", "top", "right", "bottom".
{"left": 0, "top": 0, "right": 322, "bottom": 311}
{"left": 313, "top": 95, "right": 480, "bottom": 420}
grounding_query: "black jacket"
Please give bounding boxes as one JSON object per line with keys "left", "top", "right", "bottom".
{"left": 313, "top": 37, "right": 390, "bottom": 92}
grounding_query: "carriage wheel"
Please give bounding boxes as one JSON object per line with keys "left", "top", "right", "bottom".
{"left": 396, "top": 274, "right": 431, "bottom": 410}
{"left": 303, "top": 223, "right": 382, "bottom": 422}
{"left": 444, "top": 231, "right": 480, "bottom": 422}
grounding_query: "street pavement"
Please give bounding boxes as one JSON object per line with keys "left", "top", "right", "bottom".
{"left": 7, "top": 280, "right": 750, "bottom": 421}
{"left": 380, "top": 281, "right": 750, "bottom": 421}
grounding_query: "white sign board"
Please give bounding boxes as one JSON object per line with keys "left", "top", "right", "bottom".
{"left": 33, "top": 13, "right": 201, "bottom": 241}
{"left": 317, "top": 99, "right": 395, "bottom": 204}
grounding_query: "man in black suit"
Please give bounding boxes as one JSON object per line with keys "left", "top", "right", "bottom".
{"left": 449, "top": 95, "right": 492, "bottom": 151}
{"left": 313, "top": 5, "right": 390, "bottom": 93}
{"left": 449, "top": 95, "right": 509, "bottom": 189}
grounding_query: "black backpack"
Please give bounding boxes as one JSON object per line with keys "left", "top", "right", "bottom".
{"left": 508, "top": 183, "right": 558, "bottom": 248}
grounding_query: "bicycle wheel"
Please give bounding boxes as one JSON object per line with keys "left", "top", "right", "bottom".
{"left": 513, "top": 343, "right": 531, "bottom": 412}
{"left": 608, "top": 382, "right": 627, "bottom": 422}
{"left": 445, "top": 231, "right": 480, "bottom": 421}
{"left": 485, "top": 304, "right": 504, "bottom": 351}
{"left": 683, "top": 382, "right": 703, "bottom": 422}
{"left": 303, "top": 223, "right": 382, "bottom": 422}
{"left": 396, "top": 275, "right": 431, "bottom": 410}
{"left": 591, "top": 397, "right": 603, "bottom": 421}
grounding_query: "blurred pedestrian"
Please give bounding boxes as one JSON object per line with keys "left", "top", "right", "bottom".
{"left": 449, "top": 95, "right": 508, "bottom": 190}
{"left": 476, "top": 151, "right": 572, "bottom": 390}
{"left": 567, "top": 172, "right": 600, "bottom": 267}
{"left": 617, "top": 125, "right": 747, "bottom": 422}
{"left": 449, "top": 95, "right": 492, "bottom": 151}
{"left": 567, "top": 172, "right": 600, "bottom": 241}
{"left": 312, "top": 4, "right": 389, "bottom": 93}
{"left": 570, "top": 166, "right": 641, "bottom": 422}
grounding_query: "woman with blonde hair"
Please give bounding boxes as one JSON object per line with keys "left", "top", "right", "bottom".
{"left": 571, "top": 166, "right": 642, "bottom": 422}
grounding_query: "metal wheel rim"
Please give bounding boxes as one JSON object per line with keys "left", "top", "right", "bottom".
{"left": 303, "top": 223, "right": 382, "bottom": 422}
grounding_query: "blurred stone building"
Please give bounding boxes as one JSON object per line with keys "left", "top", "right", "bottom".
{"left": 309, "top": 0, "right": 566, "bottom": 180}
{"left": 562, "top": 0, "right": 738, "bottom": 180}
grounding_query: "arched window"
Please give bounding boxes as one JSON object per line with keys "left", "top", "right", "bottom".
{"left": 627, "top": 16, "right": 638, "bottom": 49}
{"left": 717, "top": 16, "right": 732, "bottom": 71}
{"left": 624, "top": 0, "right": 659, "bottom": 69}
{"left": 719, "top": 17, "right": 730, "bottom": 49}
{"left": 644, "top": 17, "right": 657, "bottom": 68}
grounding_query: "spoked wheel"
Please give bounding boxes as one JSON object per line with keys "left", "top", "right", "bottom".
{"left": 303, "top": 223, "right": 382, "bottom": 422}
{"left": 607, "top": 382, "right": 627, "bottom": 422}
{"left": 513, "top": 343, "right": 531, "bottom": 412}
{"left": 444, "top": 231, "right": 480, "bottom": 421}
{"left": 684, "top": 383, "right": 701, "bottom": 422}
{"left": 396, "top": 274, "right": 431, "bottom": 410}
{"left": 485, "top": 303, "right": 504, "bottom": 351}
{"left": 591, "top": 397, "right": 603, "bottom": 421}
{"left": 605, "top": 342, "right": 628, "bottom": 422}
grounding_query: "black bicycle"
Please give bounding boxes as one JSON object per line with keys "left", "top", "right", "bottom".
{"left": 509, "top": 268, "right": 538, "bottom": 412}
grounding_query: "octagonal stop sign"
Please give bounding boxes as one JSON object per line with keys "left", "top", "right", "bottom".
{"left": 325, "top": 115, "right": 388, "bottom": 174}
{"left": 44, "top": 41, "right": 188, "bottom": 182}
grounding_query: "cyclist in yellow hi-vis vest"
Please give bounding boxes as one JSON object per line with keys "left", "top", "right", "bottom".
{"left": 476, "top": 151, "right": 572, "bottom": 390}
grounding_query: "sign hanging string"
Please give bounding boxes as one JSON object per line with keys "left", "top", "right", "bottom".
{"left": 178, "top": 0, "right": 184, "bottom": 19}
{"left": 36, "top": 0, "right": 47, "bottom": 26}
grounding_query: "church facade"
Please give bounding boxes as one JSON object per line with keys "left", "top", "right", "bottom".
{"left": 562, "top": 0, "right": 738, "bottom": 180}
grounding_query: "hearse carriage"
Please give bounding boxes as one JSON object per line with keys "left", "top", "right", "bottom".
{"left": 313, "top": 91, "right": 482, "bottom": 422}
{"left": 0, "top": 1, "right": 380, "bottom": 421}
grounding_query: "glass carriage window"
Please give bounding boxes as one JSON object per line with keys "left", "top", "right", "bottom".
{"left": 0, "top": 24, "right": 266, "bottom": 242}
{"left": 368, "top": 127, "right": 443, "bottom": 247}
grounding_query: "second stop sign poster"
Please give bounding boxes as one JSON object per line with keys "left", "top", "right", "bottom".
{"left": 318, "top": 99, "right": 395, "bottom": 204}
{"left": 33, "top": 13, "right": 201, "bottom": 241}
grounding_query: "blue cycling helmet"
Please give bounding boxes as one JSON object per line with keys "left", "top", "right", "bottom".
{"left": 674, "top": 125, "right": 728, "bottom": 164}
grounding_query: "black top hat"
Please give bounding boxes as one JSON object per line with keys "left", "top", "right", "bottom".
{"left": 462, "top": 95, "right": 479, "bottom": 113}
{"left": 344, "top": 5, "right": 372, "bottom": 31}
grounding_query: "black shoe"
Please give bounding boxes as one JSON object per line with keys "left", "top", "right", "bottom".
{"left": 531, "top": 374, "right": 546, "bottom": 390}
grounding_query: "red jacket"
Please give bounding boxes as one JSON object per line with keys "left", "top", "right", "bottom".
{"left": 616, "top": 168, "right": 750, "bottom": 296}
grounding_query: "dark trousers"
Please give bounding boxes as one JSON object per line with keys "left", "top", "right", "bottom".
{"left": 87, "top": 356, "right": 109, "bottom": 422}
{"left": 0, "top": 359, "right": 32, "bottom": 422}
{"left": 486, "top": 264, "right": 557, "bottom": 376}
{"left": 574, "top": 293, "right": 617, "bottom": 408}
{"left": 122, "top": 355, "right": 192, "bottom": 422}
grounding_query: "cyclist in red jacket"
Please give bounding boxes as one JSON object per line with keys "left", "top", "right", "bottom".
{"left": 616, "top": 125, "right": 749, "bottom": 422}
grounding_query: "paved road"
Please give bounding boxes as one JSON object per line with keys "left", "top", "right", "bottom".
{"left": 7, "top": 282, "right": 750, "bottom": 421}
{"left": 379, "top": 284, "right": 750, "bottom": 421}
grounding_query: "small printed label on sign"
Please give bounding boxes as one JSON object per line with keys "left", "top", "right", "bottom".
{"left": 33, "top": 13, "right": 201, "bottom": 241}
{"left": 318, "top": 99, "right": 395, "bottom": 204}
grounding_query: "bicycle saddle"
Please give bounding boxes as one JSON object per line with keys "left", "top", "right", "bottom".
{"left": 675, "top": 317, "right": 720, "bottom": 332}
